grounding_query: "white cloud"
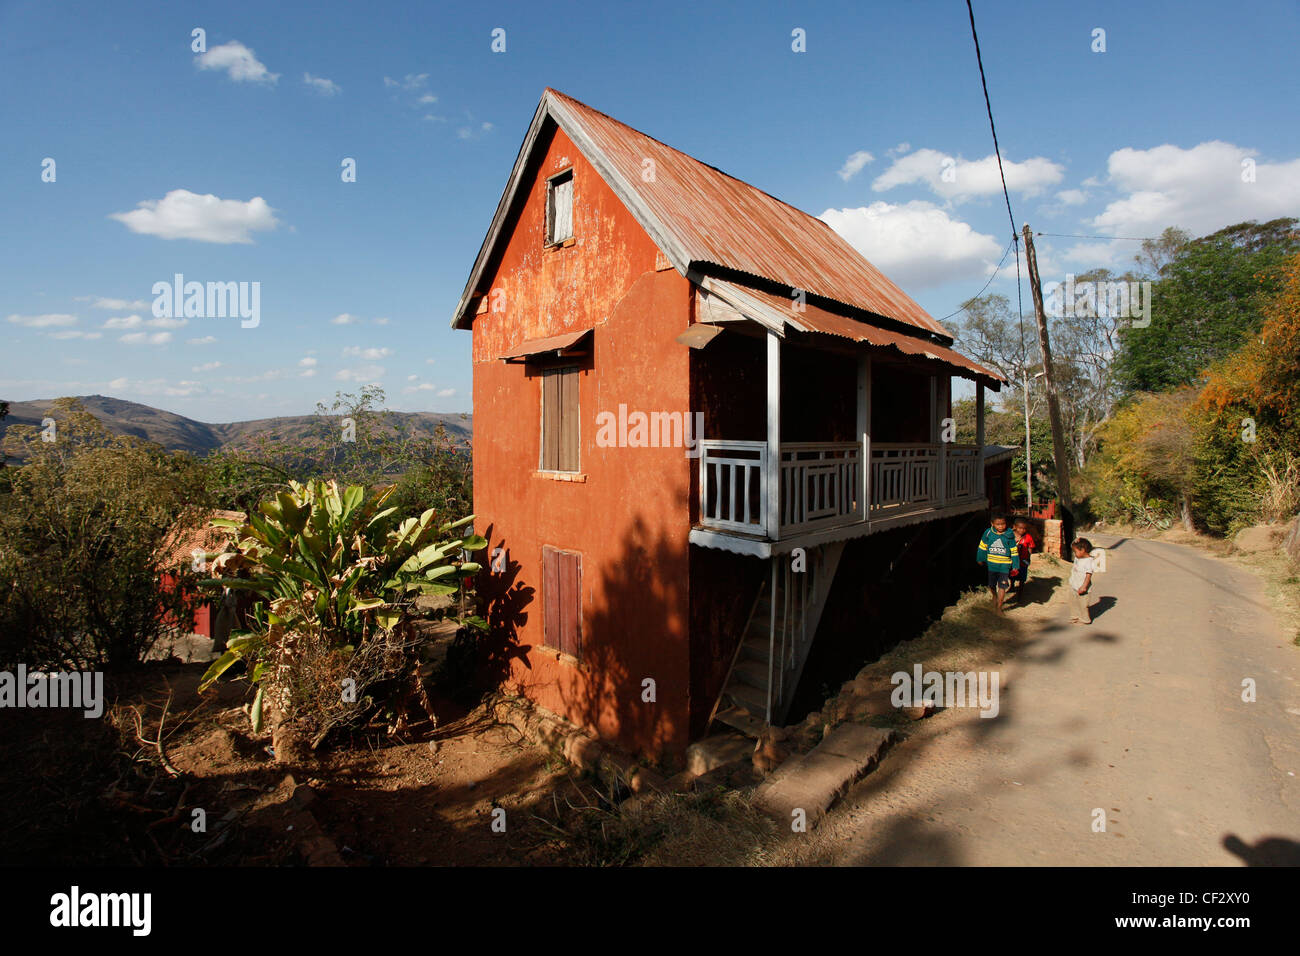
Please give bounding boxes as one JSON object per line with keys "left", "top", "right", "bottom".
{"left": 120, "top": 331, "right": 173, "bottom": 346}
{"left": 343, "top": 345, "right": 392, "bottom": 360}
{"left": 300, "top": 368, "right": 317, "bottom": 378}
{"left": 109, "top": 189, "right": 279, "bottom": 244}
{"left": 1089, "top": 140, "right": 1300, "bottom": 237}
{"left": 148, "top": 316, "right": 188, "bottom": 329}
{"left": 425, "top": 358, "right": 436, "bottom": 365}
{"left": 8, "top": 313, "right": 77, "bottom": 327}
{"left": 298, "top": 356, "right": 317, "bottom": 367}
{"left": 303, "top": 72, "right": 340, "bottom": 95}
{"left": 384, "top": 72, "right": 429, "bottom": 91}
{"left": 407, "top": 374, "right": 418, "bottom": 381}
{"left": 107, "top": 377, "right": 203, "bottom": 397}
{"left": 373, "top": 316, "right": 390, "bottom": 325}
{"left": 837, "top": 150, "right": 875, "bottom": 182}
{"left": 457, "top": 122, "right": 493, "bottom": 140}
{"left": 50, "top": 330, "right": 102, "bottom": 340}
{"left": 1056, "top": 189, "right": 1088, "bottom": 206}
{"left": 103, "top": 314, "right": 142, "bottom": 329}
{"left": 820, "top": 200, "right": 1004, "bottom": 290}
{"left": 330, "top": 313, "right": 360, "bottom": 325}
{"left": 79, "top": 296, "right": 149, "bottom": 310}
{"left": 196, "top": 41, "right": 279, "bottom": 85}
{"left": 336, "top": 365, "right": 385, "bottom": 382}
{"left": 437, "top": 388, "right": 456, "bottom": 398}
{"left": 192, "top": 361, "right": 222, "bottom": 372}
{"left": 416, "top": 93, "right": 437, "bottom": 105}
{"left": 872, "top": 149, "right": 1064, "bottom": 201}
{"left": 188, "top": 335, "right": 217, "bottom": 345}
{"left": 403, "top": 383, "right": 435, "bottom": 394}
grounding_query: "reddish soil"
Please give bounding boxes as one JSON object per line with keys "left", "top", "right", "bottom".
{"left": 1, "top": 659, "right": 592, "bottom": 866}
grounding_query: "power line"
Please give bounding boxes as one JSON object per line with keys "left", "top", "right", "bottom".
{"left": 966, "top": 0, "right": 1033, "bottom": 499}
{"left": 1034, "top": 231, "right": 1154, "bottom": 242}
{"left": 936, "top": 236, "right": 1016, "bottom": 321}
{"left": 965, "top": 0, "right": 1016, "bottom": 242}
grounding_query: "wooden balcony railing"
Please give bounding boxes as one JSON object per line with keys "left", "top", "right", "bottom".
{"left": 699, "top": 439, "right": 984, "bottom": 539}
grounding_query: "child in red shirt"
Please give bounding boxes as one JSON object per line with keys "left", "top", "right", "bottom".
{"left": 1009, "top": 518, "right": 1035, "bottom": 598}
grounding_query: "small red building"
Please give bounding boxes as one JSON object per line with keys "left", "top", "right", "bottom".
{"left": 158, "top": 509, "right": 243, "bottom": 638}
{"left": 453, "top": 90, "right": 1004, "bottom": 761}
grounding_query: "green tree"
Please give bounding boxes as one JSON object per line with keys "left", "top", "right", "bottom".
{"left": 0, "top": 399, "right": 206, "bottom": 667}
{"left": 1115, "top": 218, "right": 1300, "bottom": 393}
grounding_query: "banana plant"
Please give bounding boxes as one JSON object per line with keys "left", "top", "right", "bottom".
{"left": 198, "top": 479, "right": 486, "bottom": 703}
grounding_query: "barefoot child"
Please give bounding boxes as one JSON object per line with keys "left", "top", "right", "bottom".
{"left": 977, "top": 514, "right": 1020, "bottom": 615}
{"left": 1008, "top": 518, "right": 1035, "bottom": 599}
{"left": 1067, "top": 537, "right": 1096, "bottom": 625}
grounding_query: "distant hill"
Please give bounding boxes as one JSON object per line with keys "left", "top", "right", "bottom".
{"left": 0, "top": 395, "right": 472, "bottom": 461}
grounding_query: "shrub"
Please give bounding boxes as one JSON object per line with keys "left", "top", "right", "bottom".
{"left": 198, "top": 479, "right": 487, "bottom": 750}
{"left": 0, "top": 399, "right": 203, "bottom": 668}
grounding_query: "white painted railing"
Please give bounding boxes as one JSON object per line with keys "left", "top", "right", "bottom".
{"left": 779, "top": 442, "right": 863, "bottom": 533}
{"left": 700, "top": 439, "right": 984, "bottom": 538}
{"left": 699, "top": 440, "right": 767, "bottom": 533}
{"left": 871, "top": 442, "right": 982, "bottom": 513}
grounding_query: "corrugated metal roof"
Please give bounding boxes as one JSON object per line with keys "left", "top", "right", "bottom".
{"left": 704, "top": 280, "right": 1005, "bottom": 387}
{"left": 545, "top": 89, "right": 951, "bottom": 339}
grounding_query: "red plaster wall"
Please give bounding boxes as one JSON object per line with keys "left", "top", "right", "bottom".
{"left": 468, "top": 122, "right": 695, "bottom": 759}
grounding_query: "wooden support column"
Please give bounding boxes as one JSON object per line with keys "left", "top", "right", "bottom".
{"left": 766, "top": 330, "right": 781, "bottom": 539}
{"left": 976, "top": 382, "right": 987, "bottom": 498}
{"left": 857, "top": 353, "right": 871, "bottom": 522}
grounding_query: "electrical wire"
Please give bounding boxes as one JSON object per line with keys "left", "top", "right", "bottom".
{"left": 935, "top": 236, "right": 1016, "bottom": 321}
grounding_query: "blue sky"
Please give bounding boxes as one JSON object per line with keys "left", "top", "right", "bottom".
{"left": 3, "top": 0, "right": 1298, "bottom": 422}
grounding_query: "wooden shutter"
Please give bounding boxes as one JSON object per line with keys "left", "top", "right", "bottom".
{"left": 542, "top": 546, "right": 582, "bottom": 658}
{"left": 548, "top": 170, "right": 573, "bottom": 243}
{"left": 541, "top": 367, "right": 579, "bottom": 472}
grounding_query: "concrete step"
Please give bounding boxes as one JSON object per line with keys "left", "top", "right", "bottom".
{"left": 685, "top": 730, "right": 754, "bottom": 775}
{"left": 754, "top": 723, "right": 899, "bottom": 828}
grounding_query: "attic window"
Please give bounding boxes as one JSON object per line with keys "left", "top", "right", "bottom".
{"left": 546, "top": 169, "right": 574, "bottom": 245}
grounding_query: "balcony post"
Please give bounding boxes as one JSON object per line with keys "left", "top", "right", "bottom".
{"left": 857, "top": 353, "right": 871, "bottom": 522}
{"left": 766, "top": 331, "right": 781, "bottom": 539}
{"left": 976, "top": 382, "right": 987, "bottom": 497}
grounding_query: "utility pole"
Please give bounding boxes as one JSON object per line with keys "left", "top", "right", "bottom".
{"left": 1022, "top": 367, "right": 1032, "bottom": 510}
{"left": 1021, "top": 223, "right": 1071, "bottom": 511}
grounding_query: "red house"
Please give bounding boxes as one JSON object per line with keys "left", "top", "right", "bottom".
{"left": 453, "top": 90, "right": 1004, "bottom": 762}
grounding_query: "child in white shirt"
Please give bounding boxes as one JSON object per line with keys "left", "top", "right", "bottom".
{"left": 1067, "top": 537, "right": 1096, "bottom": 625}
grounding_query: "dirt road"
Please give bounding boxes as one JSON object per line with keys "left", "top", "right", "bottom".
{"left": 786, "top": 533, "right": 1300, "bottom": 865}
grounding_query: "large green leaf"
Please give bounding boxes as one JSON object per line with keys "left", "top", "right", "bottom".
{"left": 199, "top": 649, "right": 242, "bottom": 691}
{"left": 250, "top": 686, "right": 265, "bottom": 733}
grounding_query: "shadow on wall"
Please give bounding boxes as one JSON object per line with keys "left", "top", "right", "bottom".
{"left": 552, "top": 514, "right": 690, "bottom": 764}
{"left": 469, "top": 523, "right": 534, "bottom": 692}
{"left": 474, "top": 515, "right": 692, "bottom": 765}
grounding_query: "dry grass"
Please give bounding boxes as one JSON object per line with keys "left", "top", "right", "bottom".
{"left": 539, "top": 780, "right": 776, "bottom": 866}
{"left": 856, "top": 563, "right": 1065, "bottom": 690}
{"left": 1229, "top": 548, "right": 1300, "bottom": 646}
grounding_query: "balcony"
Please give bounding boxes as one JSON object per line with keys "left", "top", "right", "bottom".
{"left": 695, "top": 438, "right": 985, "bottom": 555}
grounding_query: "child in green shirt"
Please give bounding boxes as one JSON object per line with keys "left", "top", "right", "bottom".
{"left": 977, "top": 514, "right": 1021, "bottom": 615}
